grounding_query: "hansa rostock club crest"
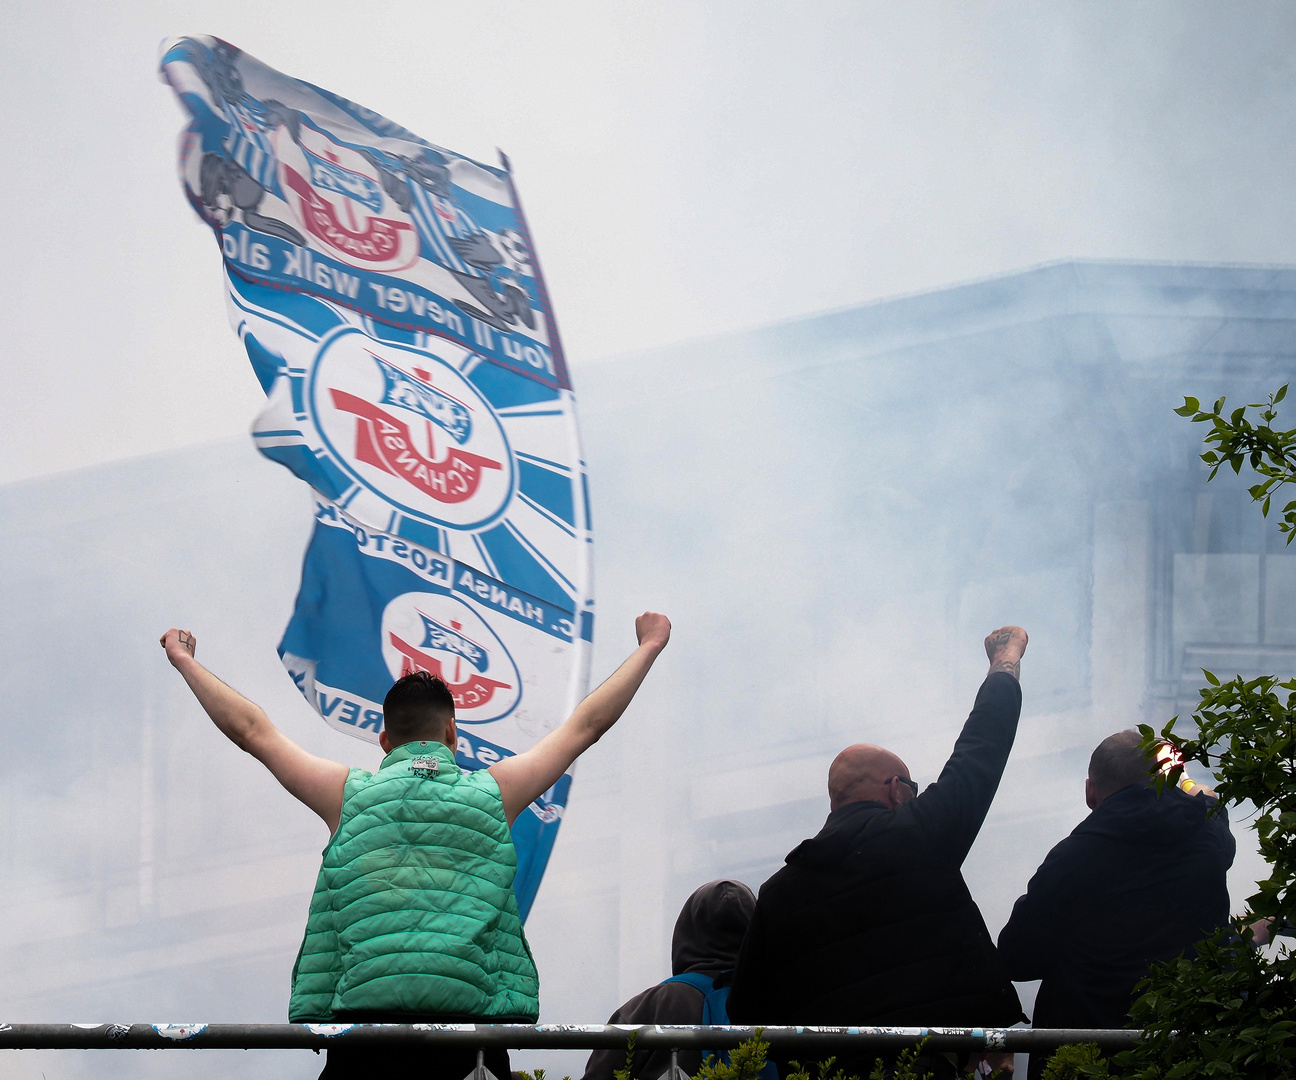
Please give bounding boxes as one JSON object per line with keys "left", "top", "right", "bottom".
{"left": 274, "top": 124, "right": 420, "bottom": 273}
{"left": 381, "top": 593, "right": 522, "bottom": 723}
{"left": 308, "top": 329, "right": 515, "bottom": 531}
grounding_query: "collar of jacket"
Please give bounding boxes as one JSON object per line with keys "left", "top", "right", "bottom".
{"left": 828, "top": 799, "right": 889, "bottom": 823}
{"left": 785, "top": 799, "right": 892, "bottom": 865}
{"left": 378, "top": 739, "right": 460, "bottom": 772}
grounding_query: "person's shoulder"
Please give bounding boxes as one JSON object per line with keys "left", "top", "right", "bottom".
{"left": 609, "top": 979, "right": 708, "bottom": 1026}
{"left": 343, "top": 766, "right": 373, "bottom": 793}
{"left": 1043, "top": 824, "right": 1096, "bottom": 856}
{"left": 1024, "top": 823, "right": 1104, "bottom": 886}
{"left": 462, "top": 765, "right": 505, "bottom": 803}
{"left": 1197, "top": 795, "right": 1236, "bottom": 849}
{"left": 747, "top": 851, "right": 815, "bottom": 910}
{"left": 1062, "top": 800, "right": 1132, "bottom": 846}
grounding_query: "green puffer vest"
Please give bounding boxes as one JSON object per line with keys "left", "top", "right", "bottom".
{"left": 288, "top": 740, "right": 539, "bottom": 1021}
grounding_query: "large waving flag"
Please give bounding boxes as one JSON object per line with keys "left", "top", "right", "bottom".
{"left": 160, "top": 36, "right": 593, "bottom": 916}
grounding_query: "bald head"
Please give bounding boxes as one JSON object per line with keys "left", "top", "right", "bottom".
{"left": 828, "top": 743, "right": 913, "bottom": 812}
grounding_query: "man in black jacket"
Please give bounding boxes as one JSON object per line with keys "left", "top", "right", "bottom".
{"left": 727, "top": 626, "right": 1029, "bottom": 1078}
{"left": 998, "top": 730, "right": 1235, "bottom": 1079}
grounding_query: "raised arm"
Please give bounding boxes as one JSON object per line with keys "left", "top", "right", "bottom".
{"left": 159, "top": 628, "right": 349, "bottom": 832}
{"left": 489, "top": 612, "right": 671, "bottom": 826}
{"left": 907, "top": 625, "right": 1027, "bottom": 861}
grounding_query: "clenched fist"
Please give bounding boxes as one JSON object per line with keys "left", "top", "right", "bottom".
{"left": 984, "top": 625, "right": 1027, "bottom": 679}
{"left": 159, "top": 627, "right": 197, "bottom": 666}
{"left": 984, "top": 625, "right": 1028, "bottom": 664}
{"left": 635, "top": 611, "right": 671, "bottom": 653}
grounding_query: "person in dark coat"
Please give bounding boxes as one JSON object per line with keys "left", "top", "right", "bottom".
{"left": 727, "top": 626, "right": 1030, "bottom": 1079}
{"left": 582, "top": 879, "right": 757, "bottom": 1080}
{"left": 998, "top": 729, "right": 1236, "bottom": 1079}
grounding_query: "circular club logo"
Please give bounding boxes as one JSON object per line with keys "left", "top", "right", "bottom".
{"left": 381, "top": 592, "right": 521, "bottom": 724}
{"left": 275, "top": 126, "right": 420, "bottom": 273}
{"left": 309, "top": 331, "right": 515, "bottom": 530}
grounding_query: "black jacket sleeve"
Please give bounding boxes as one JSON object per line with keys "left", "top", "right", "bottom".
{"left": 907, "top": 671, "right": 1022, "bottom": 864}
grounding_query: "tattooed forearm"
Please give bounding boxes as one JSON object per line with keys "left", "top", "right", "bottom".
{"left": 988, "top": 657, "right": 1020, "bottom": 680}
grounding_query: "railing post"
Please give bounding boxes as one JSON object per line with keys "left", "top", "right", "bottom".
{"left": 476, "top": 1046, "right": 485, "bottom": 1080}
{"left": 670, "top": 1047, "right": 679, "bottom": 1080}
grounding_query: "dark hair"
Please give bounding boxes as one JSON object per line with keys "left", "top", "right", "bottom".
{"left": 1088, "top": 729, "right": 1158, "bottom": 800}
{"left": 382, "top": 670, "right": 455, "bottom": 746}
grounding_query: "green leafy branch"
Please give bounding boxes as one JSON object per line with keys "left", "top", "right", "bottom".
{"left": 695, "top": 1032, "right": 774, "bottom": 1080}
{"left": 1155, "top": 385, "right": 1296, "bottom": 929}
{"left": 1175, "top": 385, "right": 1296, "bottom": 541}
{"left": 612, "top": 1032, "right": 637, "bottom": 1080}
{"left": 1139, "top": 670, "right": 1296, "bottom": 926}
{"left": 1112, "top": 383, "right": 1296, "bottom": 1079}
{"left": 1117, "top": 931, "right": 1296, "bottom": 1079}
{"left": 1042, "top": 1042, "right": 1109, "bottom": 1079}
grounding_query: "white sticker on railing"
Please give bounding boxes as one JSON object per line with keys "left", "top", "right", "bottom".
{"left": 306, "top": 1024, "right": 356, "bottom": 1037}
{"left": 154, "top": 1024, "right": 208, "bottom": 1041}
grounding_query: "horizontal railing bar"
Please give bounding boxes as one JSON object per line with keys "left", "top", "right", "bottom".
{"left": 0, "top": 1023, "right": 1145, "bottom": 1052}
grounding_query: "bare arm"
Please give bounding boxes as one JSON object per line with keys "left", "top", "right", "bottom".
{"left": 489, "top": 612, "right": 671, "bottom": 826}
{"left": 159, "top": 628, "right": 349, "bottom": 833}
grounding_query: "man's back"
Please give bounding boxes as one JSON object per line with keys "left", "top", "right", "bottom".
{"left": 733, "top": 799, "right": 1021, "bottom": 1025}
{"left": 998, "top": 782, "right": 1235, "bottom": 1031}
{"left": 727, "top": 670, "right": 1025, "bottom": 1029}
{"left": 290, "top": 739, "right": 539, "bottom": 1022}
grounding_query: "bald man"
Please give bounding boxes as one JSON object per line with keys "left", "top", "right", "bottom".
{"left": 728, "top": 627, "right": 1029, "bottom": 1079}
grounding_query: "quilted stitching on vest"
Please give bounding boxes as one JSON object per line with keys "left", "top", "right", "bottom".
{"left": 288, "top": 741, "right": 540, "bottom": 1021}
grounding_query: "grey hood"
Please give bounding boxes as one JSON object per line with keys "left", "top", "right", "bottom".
{"left": 671, "top": 878, "right": 757, "bottom": 976}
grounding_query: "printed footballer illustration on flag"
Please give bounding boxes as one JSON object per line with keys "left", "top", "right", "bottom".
{"left": 160, "top": 35, "right": 592, "bottom": 915}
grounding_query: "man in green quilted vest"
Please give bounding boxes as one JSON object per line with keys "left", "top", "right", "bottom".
{"left": 159, "top": 611, "right": 672, "bottom": 1080}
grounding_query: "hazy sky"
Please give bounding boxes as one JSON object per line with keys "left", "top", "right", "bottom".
{"left": 1, "top": 1, "right": 1295, "bottom": 483}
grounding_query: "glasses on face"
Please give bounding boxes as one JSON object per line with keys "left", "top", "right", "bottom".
{"left": 888, "top": 775, "right": 919, "bottom": 796}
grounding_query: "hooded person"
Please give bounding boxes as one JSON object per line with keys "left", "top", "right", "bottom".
{"left": 581, "top": 880, "right": 757, "bottom": 1080}
{"left": 998, "top": 730, "right": 1236, "bottom": 1080}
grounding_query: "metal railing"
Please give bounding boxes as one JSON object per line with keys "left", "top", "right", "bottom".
{"left": 0, "top": 1022, "right": 1143, "bottom": 1053}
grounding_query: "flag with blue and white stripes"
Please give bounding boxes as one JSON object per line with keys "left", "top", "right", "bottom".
{"left": 161, "top": 35, "right": 592, "bottom": 918}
